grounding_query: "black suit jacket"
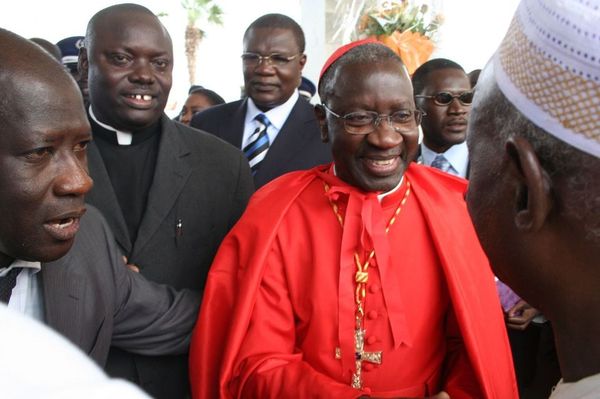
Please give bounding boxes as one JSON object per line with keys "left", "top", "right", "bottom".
{"left": 42, "top": 206, "right": 200, "bottom": 366}
{"left": 86, "top": 115, "right": 254, "bottom": 398}
{"left": 191, "top": 97, "right": 332, "bottom": 188}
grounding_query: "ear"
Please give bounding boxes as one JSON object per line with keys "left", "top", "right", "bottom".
{"left": 314, "top": 104, "right": 329, "bottom": 143}
{"left": 78, "top": 47, "right": 88, "bottom": 79}
{"left": 298, "top": 53, "right": 307, "bottom": 71}
{"left": 505, "top": 136, "right": 552, "bottom": 232}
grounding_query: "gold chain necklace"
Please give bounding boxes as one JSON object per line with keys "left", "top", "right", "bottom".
{"left": 324, "top": 180, "right": 411, "bottom": 389}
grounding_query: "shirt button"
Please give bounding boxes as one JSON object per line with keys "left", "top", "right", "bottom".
{"left": 363, "top": 387, "right": 372, "bottom": 393}
{"left": 363, "top": 364, "right": 374, "bottom": 371}
{"left": 367, "top": 310, "right": 378, "bottom": 320}
{"left": 369, "top": 284, "right": 380, "bottom": 294}
{"left": 366, "top": 336, "right": 378, "bottom": 345}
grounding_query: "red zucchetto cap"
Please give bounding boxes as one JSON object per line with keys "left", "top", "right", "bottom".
{"left": 318, "top": 37, "right": 378, "bottom": 91}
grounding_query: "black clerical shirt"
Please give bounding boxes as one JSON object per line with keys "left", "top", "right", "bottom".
{"left": 89, "top": 117, "right": 161, "bottom": 246}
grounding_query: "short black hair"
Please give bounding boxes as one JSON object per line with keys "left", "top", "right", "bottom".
{"left": 85, "top": 4, "right": 166, "bottom": 50}
{"left": 188, "top": 85, "right": 225, "bottom": 106}
{"left": 244, "top": 13, "right": 305, "bottom": 53}
{"left": 411, "top": 58, "right": 465, "bottom": 95}
{"left": 319, "top": 43, "right": 403, "bottom": 103}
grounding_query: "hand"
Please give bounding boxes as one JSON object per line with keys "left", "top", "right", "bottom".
{"left": 122, "top": 256, "right": 140, "bottom": 273}
{"left": 506, "top": 300, "right": 539, "bottom": 330}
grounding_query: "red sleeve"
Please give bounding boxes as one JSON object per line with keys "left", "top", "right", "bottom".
{"left": 442, "top": 305, "right": 484, "bottom": 399}
{"left": 229, "top": 239, "right": 360, "bottom": 399}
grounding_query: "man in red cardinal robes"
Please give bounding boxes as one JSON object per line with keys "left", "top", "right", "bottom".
{"left": 190, "top": 40, "right": 517, "bottom": 399}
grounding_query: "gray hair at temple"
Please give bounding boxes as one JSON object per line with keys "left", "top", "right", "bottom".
{"left": 318, "top": 43, "right": 405, "bottom": 103}
{"left": 470, "top": 69, "right": 600, "bottom": 242}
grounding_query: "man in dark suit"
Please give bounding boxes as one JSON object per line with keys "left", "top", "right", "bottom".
{"left": 78, "top": 4, "right": 254, "bottom": 398}
{"left": 191, "top": 13, "right": 331, "bottom": 189}
{"left": 412, "top": 59, "right": 472, "bottom": 178}
{"left": 0, "top": 27, "right": 198, "bottom": 382}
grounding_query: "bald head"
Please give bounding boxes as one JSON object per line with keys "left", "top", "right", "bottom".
{"left": 85, "top": 3, "right": 171, "bottom": 52}
{"left": 0, "top": 29, "right": 93, "bottom": 267}
{"left": 0, "top": 29, "right": 86, "bottom": 129}
{"left": 29, "top": 37, "right": 62, "bottom": 61}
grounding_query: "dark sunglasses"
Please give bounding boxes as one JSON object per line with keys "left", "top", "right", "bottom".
{"left": 415, "top": 91, "right": 474, "bottom": 106}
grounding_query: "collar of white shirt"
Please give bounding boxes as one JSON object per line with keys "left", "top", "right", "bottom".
{"left": 89, "top": 105, "right": 134, "bottom": 145}
{"left": 550, "top": 374, "right": 600, "bottom": 399}
{"left": 243, "top": 90, "right": 300, "bottom": 147}
{"left": 421, "top": 141, "right": 469, "bottom": 178}
{"left": 0, "top": 259, "right": 43, "bottom": 320}
{"left": 0, "top": 260, "right": 40, "bottom": 276}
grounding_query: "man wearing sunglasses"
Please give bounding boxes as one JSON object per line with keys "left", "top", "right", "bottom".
{"left": 191, "top": 13, "right": 331, "bottom": 189}
{"left": 413, "top": 59, "right": 472, "bottom": 178}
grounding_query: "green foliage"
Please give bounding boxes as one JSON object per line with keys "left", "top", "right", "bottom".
{"left": 181, "top": 0, "right": 224, "bottom": 27}
{"left": 357, "top": 1, "right": 443, "bottom": 39}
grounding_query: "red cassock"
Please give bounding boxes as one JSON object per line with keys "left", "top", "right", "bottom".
{"left": 190, "top": 163, "right": 518, "bottom": 399}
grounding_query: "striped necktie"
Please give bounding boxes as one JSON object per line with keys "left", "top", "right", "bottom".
{"left": 0, "top": 267, "right": 21, "bottom": 304}
{"left": 243, "top": 113, "right": 271, "bottom": 174}
{"left": 431, "top": 154, "right": 451, "bottom": 173}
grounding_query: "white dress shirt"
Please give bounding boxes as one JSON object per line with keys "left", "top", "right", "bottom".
{"left": 242, "top": 90, "right": 300, "bottom": 150}
{"left": 420, "top": 141, "right": 469, "bottom": 178}
{"left": 0, "top": 259, "right": 44, "bottom": 321}
{"left": 0, "top": 304, "right": 150, "bottom": 399}
{"left": 550, "top": 374, "right": 600, "bottom": 399}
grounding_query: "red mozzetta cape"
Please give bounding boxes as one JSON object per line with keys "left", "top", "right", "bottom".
{"left": 190, "top": 163, "right": 517, "bottom": 399}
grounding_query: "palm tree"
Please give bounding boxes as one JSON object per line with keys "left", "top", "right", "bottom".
{"left": 182, "top": 0, "right": 223, "bottom": 85}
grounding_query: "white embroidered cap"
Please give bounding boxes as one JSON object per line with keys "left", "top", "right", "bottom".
{"left": 494, "top": 0, "right": 600, "bottom": 158}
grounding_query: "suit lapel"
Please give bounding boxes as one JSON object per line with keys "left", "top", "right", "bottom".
{"left": 41, "top": 258, "right": 85, "bottom": 346}
{"left": 222, "top": 99, "right": 247, "bottom": 149}
{"left": 86, "top": 142, "right": 132, "bottom": 252}
{"left": 131, "top": 116, "right": 192, "bottom": 257}
{"left": 255, "top": 98, "right": 313, "bottom": 181}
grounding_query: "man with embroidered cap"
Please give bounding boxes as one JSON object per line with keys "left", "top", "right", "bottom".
{"left": 466, "top": 0, "right": 600, "bottom": 397}
{"left": 190, "top": 13, "right": 331, "bottom": 189}
{"left": 78, "top": 4, "right": 254, "bottom": 398}
{"left": 190, "top": 39, "right": 517, "bottom": 399}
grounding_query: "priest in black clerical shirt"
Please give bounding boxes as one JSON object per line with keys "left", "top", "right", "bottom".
{"left": 78, "top": 4, "right": 254, "bottom": 399}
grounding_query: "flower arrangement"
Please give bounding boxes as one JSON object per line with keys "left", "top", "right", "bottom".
{"left": 356, "top": 1, "right": 444, "bottom": 74}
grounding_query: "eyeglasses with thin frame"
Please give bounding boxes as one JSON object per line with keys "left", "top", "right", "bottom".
{"left": 415, "top": 91, "right": 474, "bottom": 106}
{"left": 321, "top": 104, "right": 425, "bottom": 135}
{"left": 241, "top": 52, "right": 301, "bottom": 68}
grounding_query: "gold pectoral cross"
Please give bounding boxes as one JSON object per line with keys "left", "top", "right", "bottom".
{"left": 351, "top": 328, "right": 382, "bottom": 389}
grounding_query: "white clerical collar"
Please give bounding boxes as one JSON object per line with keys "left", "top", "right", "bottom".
{"left": 0, "top": 259, "right": 41, "bottom": 276}
{"left": 421, "top": 141, "right": 469, "bottom": 178}
{"left": 332, "top": 165, "right": 404, "bottom": 203}
{"left": 245, "top": 90, "right": 299, "bottom": 131}
{"left": 89, "top": 106, "right": 133, "bottom": 145}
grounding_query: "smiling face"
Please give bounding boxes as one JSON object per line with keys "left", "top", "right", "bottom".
{"left": 416, "top": 68, "right": 471, "bottom": 153}
{"left": 82, "top": 10, "right": 173, "bottom": 131}
{"left": 320, "top": 61, "right": 419, "bottom": 192}
{"left": 243, "top": 27, "right": 306, "bottom": 111}
{"left": 0, "top": 75, "right": 93, "bottom": 268}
